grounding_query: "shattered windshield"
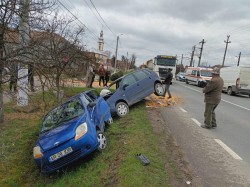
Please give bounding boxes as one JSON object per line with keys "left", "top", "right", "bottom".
{"left": 41, "top": 98, "right": 85, "bottom": 132}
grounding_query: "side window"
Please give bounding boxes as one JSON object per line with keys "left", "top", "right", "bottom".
{"left": 121, "top": 74, "right": 137, "bottom": 87}
{"left": 191, "top": 70, "right": 197, "bottom": 75}
{"left": 197, "top": 71, "right": 200, "bottom": 76}
{"left": 133, "top": 70, "right": 148, "bottom": 81}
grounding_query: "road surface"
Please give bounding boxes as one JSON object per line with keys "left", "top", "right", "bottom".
{"left": 160, "top": 81, "right": 250, "bottom": 186}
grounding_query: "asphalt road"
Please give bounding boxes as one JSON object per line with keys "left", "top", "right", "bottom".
{"left": 160, "top": 80, "right": 250, "bottom": 187}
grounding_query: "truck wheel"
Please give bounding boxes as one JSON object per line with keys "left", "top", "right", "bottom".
{"left": 185, "top": 79, "right": 189, "bottom": 84}
{"left": 227, "top": 87, "right": 234, "bottom": 95}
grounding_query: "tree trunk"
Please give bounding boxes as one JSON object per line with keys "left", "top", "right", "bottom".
{"left": 0, "top": 28, "right": 4, "bottom": 123}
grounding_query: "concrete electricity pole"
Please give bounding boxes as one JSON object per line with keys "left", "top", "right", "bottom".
{"left": 18, "top": 0, "right": 30, "bottom": 106}
{"left": 114, "top": 36, "right": 119, "bottom": 73}
{"left": 222, "top": 35, "right": 231, "bottom": 67}
{"left": 198, "top": 39, "right": 205, "bottom": 67}
{"left": 237, "top": 52, "right": 241, "bottom": 66}
{"left": 190, "top": 45, "right": 195, "bottom": 67}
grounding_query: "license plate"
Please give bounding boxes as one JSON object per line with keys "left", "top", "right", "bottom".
{"left": 49, "top": 147, "right": 73, "bottom": 162}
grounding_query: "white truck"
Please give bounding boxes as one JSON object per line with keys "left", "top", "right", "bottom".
{"left": 220, "top": 66, "right": 250, "bottom": 97}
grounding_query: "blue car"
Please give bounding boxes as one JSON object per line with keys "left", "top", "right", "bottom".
{"left": 33, "top": 90, "right": 113, "bottom": 173}
{"left": 100, "top": 68, "right": 165, "bottom": 117}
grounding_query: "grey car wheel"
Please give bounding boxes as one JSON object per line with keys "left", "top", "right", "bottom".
{"left": 227, "top": 87, "right": 233, "bottom": 95}
{"left": 116, "top": 102, "right": 129, "bottom": 117}
{"left": 154, "top": 82, "right": 165, "bottom": 96}
{"left": 97, "top": 131, "right": 107, "bottom": 151}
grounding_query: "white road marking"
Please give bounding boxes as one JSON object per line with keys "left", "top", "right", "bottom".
{"left": 179, "top": 107, "right": 187, "bottom": 113}
{"left": 191, "top": 118, "right": 201, "bottom": 127}
{"left": 214, "top": 139, "right": 243, "bottom": 160}
{"left": 179, "top": 83, "right": 250, "bottom": 111}
{"left": 221, "top": 99, "right": 250, "bottom": 111}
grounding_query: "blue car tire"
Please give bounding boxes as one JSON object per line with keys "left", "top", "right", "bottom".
{"left": 115, "top": 102, "right": 129, "bottom": 117}
{"left": 154, "top": 82, "right": 165, "bottom": 96}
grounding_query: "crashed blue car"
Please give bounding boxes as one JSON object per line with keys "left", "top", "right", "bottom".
{"left": 100, "top": 68, "right": 165, "bottom": 117}
{"left": 33, "top": 90, "right": 113, "bottom": 173}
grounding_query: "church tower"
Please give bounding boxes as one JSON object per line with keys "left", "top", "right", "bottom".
{"left": 97, "top": 30, "right": 104, "bottom": 52}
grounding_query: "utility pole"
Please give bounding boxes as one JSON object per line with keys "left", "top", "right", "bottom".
{"left": 18, "top": 0, "right": 30, "bottom": 106}
{"left": 114, "top": 36, "right": 119, "bottom": 73}
{"left": 198, "top": 39, "right": 205, "bottom": 67}
{"left": 190, "top": 45, "right": 195, "bottom": 67}
{"left": 222, "top": 35, "right": 231, "bottom": 67}
{"left": 237, "top": 52, "right": 241, "bottom": 66}
{"left": 180, "top": 54, "right": 183, "bottom": 72}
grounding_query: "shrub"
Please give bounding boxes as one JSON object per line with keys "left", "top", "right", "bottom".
{"left": 110, "top": 71, "right": 124, "bottom": 81}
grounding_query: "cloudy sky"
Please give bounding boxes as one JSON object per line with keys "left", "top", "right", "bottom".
{"left": 59, "top": 0, "right": 250, "bottom": 67}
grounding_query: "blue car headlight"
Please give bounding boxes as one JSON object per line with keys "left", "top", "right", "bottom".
{"left": 75, "top": 122, "right": 88, "bottom": 140}
{"left": 33, "top": 146, "right": 43, "bottom": 159}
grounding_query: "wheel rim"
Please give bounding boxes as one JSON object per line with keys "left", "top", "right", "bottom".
{"left": 155, "top": 83, "right": 164, "bottom": 95}
{"left": 227, "top": 88, "right": 232, "bottom": 95}
{"left": 117, "top": 103, "right": 128, "bottom": 116}
{"left": 97, "top": 132, "right": 107, "bottom": 150}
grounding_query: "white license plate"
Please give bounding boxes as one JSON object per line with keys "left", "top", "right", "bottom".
{"left": 49, "top": 147, "right": 73, "bottom": 162}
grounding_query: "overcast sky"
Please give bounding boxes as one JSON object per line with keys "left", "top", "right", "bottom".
{"left": 59, "top": 0, "right": 250, "bottom": 67}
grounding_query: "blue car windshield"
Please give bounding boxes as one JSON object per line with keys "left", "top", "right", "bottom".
{"left": 41, "top": 98, "right": 85, "bottom": 132}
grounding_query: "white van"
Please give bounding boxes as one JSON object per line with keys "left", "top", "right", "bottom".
{"left": 220, "top": 66, "right": 250, "bottom": 97}
{"left": 185, "top": 67, "right": 213, "bottom": 87}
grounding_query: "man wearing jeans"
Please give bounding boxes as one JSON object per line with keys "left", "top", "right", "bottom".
{"left": 164, "top": 68, "right": 173, "bottom": 99}
{"left": 201, "top": 67, "right": 224, "bottom": 129}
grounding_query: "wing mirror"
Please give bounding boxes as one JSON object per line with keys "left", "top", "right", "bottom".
{"left": 88, "top": 101, "right": 97, "bottom": 108}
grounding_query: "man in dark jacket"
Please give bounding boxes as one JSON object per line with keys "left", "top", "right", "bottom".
{"left": 164, "top": 68, "right": 173, "bottom": 98}
{"left": 201, "top": 67, "right": 224, "bottom": 129}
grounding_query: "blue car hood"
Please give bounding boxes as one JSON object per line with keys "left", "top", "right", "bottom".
{"left": 38, "top": 116, "right": 85, "bottom": 151}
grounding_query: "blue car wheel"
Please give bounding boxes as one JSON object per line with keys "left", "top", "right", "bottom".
{"left": 154, "top": 82, "right": 165, "bottom": 96}
{"left": 97, "top": 131, "right": 107, "bottom": 151}
{"left": 115, "top": 102, "right": 129, "bottom": 117}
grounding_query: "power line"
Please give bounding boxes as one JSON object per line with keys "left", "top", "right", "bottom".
{"left": 89, "top": 0, "right": 117, "bottom": 37}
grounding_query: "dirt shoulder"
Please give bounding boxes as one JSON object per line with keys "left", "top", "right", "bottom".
{"left": 147, "top": 106, "right": 198, "bottom": 187}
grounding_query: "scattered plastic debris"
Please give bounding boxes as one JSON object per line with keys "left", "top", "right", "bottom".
{"left": 136, "top": 154, "right": 150, "bottom": 166}
{"left": 186, "top": 181, "right": 191, "bottom": 185}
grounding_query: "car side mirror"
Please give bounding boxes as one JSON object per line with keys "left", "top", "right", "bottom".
{"left": 123, "top": 84, "right": 128, "bottom": 90}
{"left": 88, "top": 101, "right": 97, "bottom": 108}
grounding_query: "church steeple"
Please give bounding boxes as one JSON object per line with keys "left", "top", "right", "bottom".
{"left": 98, "top": 30, "right": 104, "bottom": 51}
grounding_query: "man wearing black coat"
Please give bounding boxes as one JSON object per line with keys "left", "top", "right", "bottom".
{"left": 164, "top": 68, "right": 173, "bottom": 98}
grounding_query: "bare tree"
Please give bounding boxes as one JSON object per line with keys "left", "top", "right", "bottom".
{"left": 0, "top": 0, "right": 55, "bottom": 123}
{"left": 29, "top": 12, "right": 86, "bottom": 101}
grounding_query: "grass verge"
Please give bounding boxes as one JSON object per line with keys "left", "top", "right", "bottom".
{"left": 0, "top": 87, "right": 170, "bottom": 187}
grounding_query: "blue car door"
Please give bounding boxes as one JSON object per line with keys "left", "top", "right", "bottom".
{"left": 133, "top": 70, "right": 154, "bottom": 100}
{"left": 120, "top": 73, "right": 140, "bottom": 105}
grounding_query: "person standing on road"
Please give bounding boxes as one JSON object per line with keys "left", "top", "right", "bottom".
{"left": 98, "top": 64, "right": 106, "bottom": 87}
{"left": 164, "top": 68, "right": 173, "bottom": 99}
{"left": 201, "top": 67, "right": 224, "bottom": 129}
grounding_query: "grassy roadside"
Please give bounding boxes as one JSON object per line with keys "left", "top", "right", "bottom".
{"left": 0, "top": 87, "right": 172, "bottom": 187}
